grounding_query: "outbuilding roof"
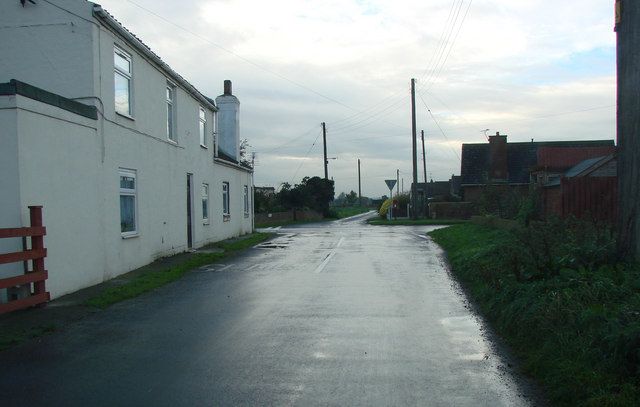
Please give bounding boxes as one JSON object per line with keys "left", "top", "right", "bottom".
{"left": 461, "top": 140, "right": 615, "bottom": 185}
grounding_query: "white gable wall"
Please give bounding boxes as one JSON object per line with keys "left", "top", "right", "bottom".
{"left": 0, "top": 1, "right": 96, "bottom": 99}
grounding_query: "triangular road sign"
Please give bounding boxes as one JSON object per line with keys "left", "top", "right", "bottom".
{"left": 385, "top": 179, "right": 397, "bottom": 191}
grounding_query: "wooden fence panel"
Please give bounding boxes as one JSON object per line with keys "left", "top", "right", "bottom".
{"left": 561, "top": 177, "right": 618, "bottom": 224}
{"left": 0, "top": 206, "right": 49, "bottom": 314}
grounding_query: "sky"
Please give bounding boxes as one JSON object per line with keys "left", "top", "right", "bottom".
{"left": 97, "top": 0, "right": 616, "bottom": 198}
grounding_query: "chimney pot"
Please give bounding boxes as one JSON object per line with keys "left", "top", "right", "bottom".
{"left": 224, "top": 80, "right": 232, "bottom": 95}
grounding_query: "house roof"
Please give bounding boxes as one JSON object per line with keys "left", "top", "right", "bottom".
{"left": 566, "top": 154, "right": 616, "bottom": 178}
{"left": 461, "top": 140, "right": 615, "bottom": 186}
{"left": 92, "top": 5, "right": 218, "bottom": 112}
{"left": 536, "top": 146, "right": 616, "bottom": 171}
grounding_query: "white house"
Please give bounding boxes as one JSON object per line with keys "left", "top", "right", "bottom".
{"left": 0, "top": 0, "right": 254, "bottom": 300}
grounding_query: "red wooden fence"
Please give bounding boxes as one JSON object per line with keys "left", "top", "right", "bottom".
{"left": 561, "top": 177, "right": 618, "bottom": 224}
{"left": 0, "top": 206, "right": 49, "bottom": 314}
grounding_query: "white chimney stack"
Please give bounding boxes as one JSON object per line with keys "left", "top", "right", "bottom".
{"left": 215, "top": 80, "right": 240, "bottom": 161}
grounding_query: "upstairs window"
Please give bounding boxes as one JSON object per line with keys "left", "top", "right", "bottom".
{"left": 166, "top": 83, "right": 176, "bottom": 142}
{"left": 199, "top": 107, "right": 207, "bottom": 147}
{"left": 114, "top": 46, "right": 132, "bottom": 116}
{"left": 222, "top": 182, "right": 230, "bottom": 216}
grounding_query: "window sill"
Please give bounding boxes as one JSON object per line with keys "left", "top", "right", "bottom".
{"left": 167, "top": 138, "right": 178, "bottom": 145}
{"left": 223, "top": 214, "right": 230, "bottom": 222}
{"left": 116, "top": 111, "right": 135, "bottom": 121}
{"left": 203, "top": 220, "right": 210, "bottom": 225}
{"left": 121, "top": 232, "right": 139, "bottom": 239}
{"left": 200, "top": 144, "right": 208, "bottom": 149}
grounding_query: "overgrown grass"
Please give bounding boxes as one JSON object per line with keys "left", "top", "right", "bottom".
{"left": 85, "top": 233, "right": 272, "bottom": 309}
{"left": 429, "top": 224, "right": 640, "bottom": 406}
{"left": 328, "top": 206, "right": 372, "bottom": 219}
{"left": 368, "top": 218, "right": 468, "bottom": 226}
{"left": 0, "top": 324, "right": 56, "bottom": 352}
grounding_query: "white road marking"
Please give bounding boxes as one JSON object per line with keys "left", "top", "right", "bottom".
{"left": 245, "top": 264, "right": 261, "bottom": 271}
{"left": 218, "top": 264, "right": 233, "bottom": 272}
{"left": 314, "top": 252, "right": 336, "bottom": 273}
{"left": 414, "top": 233, "right": 429, "bottom": 240}
{"left": 314, "top": 237, "right": 344, "bottom": 273}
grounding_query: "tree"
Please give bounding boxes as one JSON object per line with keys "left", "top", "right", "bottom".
{"left": 345, "top": 190, "right": 358, "bottom": 206}
{"left": 616, "top": 1, "right": 640, "bottom": 259}
{"left": 239, "top": 139, "right": 252, "bottom": 168}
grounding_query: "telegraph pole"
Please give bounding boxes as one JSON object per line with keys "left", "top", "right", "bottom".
{"left": 421, "top": 129, "right": 427, "bottom": 218}
{"left": 357, "top": 158, "right": 362, "bottom": 206}
{"left": 396, "top": 169, "right": 399, "bottom": 197}
{"left": 616, "top": 0, "right": 640, "bottom": 259}
{"left": 421, "top": 130, "right": 427, "bottom": 183}
{"left": 411, "top": 78, "right": 418, "bottom": 219}
{"left": 322, "top": 122, "right": 328, "bottom": 180}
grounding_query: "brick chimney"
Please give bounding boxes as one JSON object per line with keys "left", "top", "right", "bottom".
{"left": 488, "top": 132, "right": 508, "bottom": 182}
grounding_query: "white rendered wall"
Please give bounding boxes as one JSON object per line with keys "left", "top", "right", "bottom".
{"left": 0, "top": 99, "right": 23, "bottom": 302}
{"left": 0, "top": 0, "right": 96, "bottom": 99}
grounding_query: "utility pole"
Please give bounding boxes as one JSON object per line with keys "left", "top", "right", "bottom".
{"left": 410, "top": 78, "right": 418, "bottom": 219}
{"left": 322, "top": 122, "right": 328, "bottom": 180}
{"left": 616, "top": 0, "right": 640, "bottom": 259}
{"left": 421, "top": 129, "right": 427, "bottom": 218}
{"left": 421, "top": 130, "right": 427, "bottom": 183}
{"left": 357, "top": 158, "right": 362, "bottom": 206}
{"left": 396, "top": 169, "right": 399, "bottom": 197}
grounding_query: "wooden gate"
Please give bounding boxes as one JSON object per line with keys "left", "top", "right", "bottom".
{"left": 0, "top": 206, "right": 49, "bottom": 314}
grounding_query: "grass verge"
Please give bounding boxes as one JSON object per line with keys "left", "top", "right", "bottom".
{"left": 85, "top": 232, "right": 272, "bottom": 309}
{"left": 0, "top": 324, "right": 56, "bottom": 352}
{"left": 368, "top": 218, "right": 468, "bottom": 226}
{"left": 429, "top": 224, "right": 640, "bottom": 406}
{"left": 329, "top": 206, "right": 372, "bottom": 219}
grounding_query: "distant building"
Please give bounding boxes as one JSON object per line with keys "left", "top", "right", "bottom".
{"left": 460, "top": 132, "right": 615, "bottom": 204}
{"left": 0, "top": 0, "right": 253, "bottom": 300}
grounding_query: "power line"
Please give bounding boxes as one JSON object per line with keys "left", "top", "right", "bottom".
{"left": 124, "top": 0, "right": 356, "bottom": 111}
{"left": 290, "top": 129, "right": 322, "bottom": 184}
{"left": 418, "top": 94, "right": 461, "bottom": 162}
{"left": 421, "top": 0, "right": 474, "bottom": 92}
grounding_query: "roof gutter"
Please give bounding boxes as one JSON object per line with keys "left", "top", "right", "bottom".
{"left": 92, "top": 5, "right": 217, "bottom": 112}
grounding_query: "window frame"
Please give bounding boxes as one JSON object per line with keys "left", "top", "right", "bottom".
{"left": 119, "top": 168, "right": 138, "bottom": 237}
{"left": 222, "top": 181, "right": 230, "bottom": 217}
{"left": 202, "top": 183, "right": 209, "bottom": 225}
{"left": 166, "top": 81, "right": 176, "bottom": 142}
{"left": 114, "top": 45, "right": 133, "bottom": 117}
{"left": 199, "top": 107, "right": 207, "bottom": 148}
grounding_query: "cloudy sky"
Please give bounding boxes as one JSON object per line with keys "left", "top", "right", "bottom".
{"left": 98, "top": 0, "right": 616, "bottom": 197}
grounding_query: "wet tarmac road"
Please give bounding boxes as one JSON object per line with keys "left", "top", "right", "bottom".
{"left": 0, "top": 213, "right": 540, "bottom": 406}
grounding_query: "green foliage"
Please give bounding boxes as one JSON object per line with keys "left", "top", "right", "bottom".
{"left": 478, "top": 184, "right": 524, "bottom": 219}
{"left": 368, "top": 218, "right": 467, "bottom": 226}
{"left": 429, "top": 223, "right": 640, "bottom": 406}
{"left": 0, "top": 324, "right": 56, "bottom": 352}
{"left": 85, "top": 233, "right": 272, "bottom": 309}
{"left": 327, "top": 206, "right": 370, "bottom": 219}
{"left": 277, "top": 177, "right": 335, "bottom": 216}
